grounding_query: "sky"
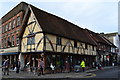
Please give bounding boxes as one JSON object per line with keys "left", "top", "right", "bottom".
{"left": 0, "top": 0, "right": 119, "bottom": 34}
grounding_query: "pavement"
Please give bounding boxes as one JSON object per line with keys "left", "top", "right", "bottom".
{"left": 2, "top": 66, "right": 116, "bottom": 79}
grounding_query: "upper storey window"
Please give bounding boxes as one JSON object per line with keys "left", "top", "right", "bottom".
{"left": 74, "top": 40, "right": 77, "bottom": 48}
{"left": 56, "top": 36, "right": 62, "bottom": 45}
{"left": 6, "top": 24, "right": 9, "bottom": 31}
{"left": 12, "top": 19, "right": 16, "bottom": 29}
{"left": 16, "top": 16, "right": 20, "bottom": 27}
{"left": 9, "top": 22, "right": 12, "bottom": 30}
{"left": 85, "top": 43, "right": 88, "bottom": 49}
{"left": 2, "top": 26, "right": 4, "bottom": 33}
{"left": 27, "top": 37, "right": 35, "bottom": 45}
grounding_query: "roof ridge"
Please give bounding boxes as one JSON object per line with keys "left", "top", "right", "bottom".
{"left": 29, "top": 4, "right": 85, "bottom": 30}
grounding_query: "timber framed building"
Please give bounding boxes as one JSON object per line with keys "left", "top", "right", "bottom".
{"left": 0, "top": 2, "right": 117, "bottom": 73}
{"left": 19, "top": 4, "right": 97, "bottom": 72}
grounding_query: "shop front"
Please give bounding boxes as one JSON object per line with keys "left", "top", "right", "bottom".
{"left": 44, "top": 51, "right": 96, "bottom": 73}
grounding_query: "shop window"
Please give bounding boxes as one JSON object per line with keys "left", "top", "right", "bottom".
{"left": 56, "top": 36, "right": 61, "bottom": 45}
{"left": 74, "top": 40, "right": 77, "bottom": 48}
{"left": 16, "top": 16, "right": 20, "bottom": 26}
{"left": 12, "top": 35, "right": 14, "bottom": 46}
{"left": 27, "top": 37, "right": 35, "bottom": 45}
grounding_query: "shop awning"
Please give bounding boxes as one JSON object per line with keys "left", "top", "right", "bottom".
{"left": 0, "top": 52, "right": 19, "bottom": 55}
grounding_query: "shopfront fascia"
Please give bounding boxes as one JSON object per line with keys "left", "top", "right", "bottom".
{"left": 0, "top": 47, "right": 19, "bottom": 67}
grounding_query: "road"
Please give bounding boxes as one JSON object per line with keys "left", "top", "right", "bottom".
{"left": 91, "top": 66, "right": 119, "bottom": 78}
{"left": 1, "top": 67, "right": 119, "bottom": 80}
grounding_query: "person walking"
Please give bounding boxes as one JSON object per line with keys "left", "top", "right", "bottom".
{"left": 15, "top": 59, "right": 21, "bottom": 73}
{"left": 3, "top": 59, "right": 10, "bottom": 75}
{"left": 38, "top": 58, "right": 44, "bottom": 76}
{"left": 80, "top": 60, "right": 85, "bottom": 72}
{"left": 2, "top": 59, "right": 5, "bottom": 71}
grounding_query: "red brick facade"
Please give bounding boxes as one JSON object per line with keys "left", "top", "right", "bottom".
{"left": 1, "top": 11, "right": 23, "bottom": 48}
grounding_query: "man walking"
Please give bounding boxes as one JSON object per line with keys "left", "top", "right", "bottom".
{"left": 15, "top": 59, "right": 21, "bottom": 73}
{"left": 80, "top": 60, "right": 85, "bottom": 72}
{"left": 3, "top": 59, "right": 10, "bottom": 75}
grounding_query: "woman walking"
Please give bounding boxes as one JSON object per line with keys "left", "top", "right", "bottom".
{"left": 38, "top": 58, "right": 44, "bottom": 76}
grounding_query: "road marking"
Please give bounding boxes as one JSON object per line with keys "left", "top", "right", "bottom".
{"left": 84, "top": 73, "right": 96, "bottom": 78}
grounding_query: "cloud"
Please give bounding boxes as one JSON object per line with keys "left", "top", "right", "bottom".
{"left": 0, "top": 0, "right": 118, "bottom": 33}
{"left": 56, "top": 2, "right": 118, "bottom": 33}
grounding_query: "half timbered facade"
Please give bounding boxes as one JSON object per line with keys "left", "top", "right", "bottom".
{"left": 19, "top": 4, "right": 97, "bottom": 73}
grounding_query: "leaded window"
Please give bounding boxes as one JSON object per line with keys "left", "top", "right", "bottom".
{"left": 27, "top": 37, "right": 35, "bottom": 45}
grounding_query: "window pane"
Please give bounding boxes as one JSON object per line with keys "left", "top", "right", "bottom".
{"left": 2, "top": 26, "right": 4, "bottom": 33}
{"left": 9, "top": 22, "right": 11, "bottom": 30}
{"left": 74, "top": 40, "right": 77, "bottom": 48}
{"left": 27, "top": 37, "right": 35, "bottom": 45}
{"left": 12, "top": 19, "right": 16, "bottom": 28}
{"left": 4, "top": 38, "right": 6, "bottom": 48}
{"left": 16, "top": 34, "right": 19, "bottom": 45}
{"left": 12, "top": 35, "right": 14, "bottom": 46}
{"left": 6, "top": 24, "right": 9, "bottom": 31}
{"left": 56, "top": 37, "right": 61, "bottom": 45}
{"left": 17, "top": 16, "right": 20, "bottom": 26}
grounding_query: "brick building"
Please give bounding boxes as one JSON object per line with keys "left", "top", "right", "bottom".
{"left": 0, "top": 2, "right": 28, "bottom": 67}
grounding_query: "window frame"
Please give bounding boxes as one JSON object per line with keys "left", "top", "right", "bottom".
{"left": 12, "top": 35, "right": 14, "bottom": 46}
{"left": 16, "top": 34, "right": 19, "bottom": 45}
{"left": 16, "top": 16, "right": 21, "bottom": 27}
{"left": 56, "top": 36, "right": 62, "bottom": 45}
{"left": 27, "top": 36, "right": 35, "bottom": 45}
{"left": 12, "top": 19, "right": 16, "bottom": 29}
{"left": 74, "top": 40, "right": 77, "bottom": 48}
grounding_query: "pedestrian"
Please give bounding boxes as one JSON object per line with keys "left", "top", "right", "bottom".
{"left": 65, "top": 61, "right": 69, "bottom": 72}
{"left": 3, "top": 59, "right": 10, "bottom": 75}
{"left": 80, "top": 60, "right": 85, "bottom": 72}
{"left": 15, "top": 59, "right": 21, "bottom": 73}
{"left": 50, "top": 63, "right": 55, "bottom": 73}
{"left": 38, "top": 58, "right": 44, "bottom": 76}
{"left": 2, "top": 59, "right": 5, "bottom": 71}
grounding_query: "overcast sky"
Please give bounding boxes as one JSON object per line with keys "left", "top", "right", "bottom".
{"left": 0, "top": 0, "right": 119, "bottom": 34}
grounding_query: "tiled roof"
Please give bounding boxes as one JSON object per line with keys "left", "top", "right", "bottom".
{"left": 85, "top": 29, "right": 116, "bottom": 47}
{"left": 29, "top": 5, "right": 96, "bottom": 45}
{"left": 18, "top": 2, "right": 115, "bottom": 47}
